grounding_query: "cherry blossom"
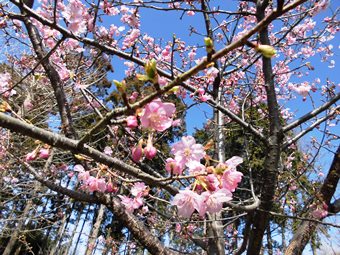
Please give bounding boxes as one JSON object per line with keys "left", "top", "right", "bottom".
{"left": 171, "top": 136, "right": 205, "bottom": 166}
{"left": 62, "top": 0, "right": 88, "bottom": 35}
{"left": 200, "top": 189, "right": 233, "bottom": 215}
{"left": 217, "top": 157, "right": 244, "bottom": 192}
{"left": 25, "top": 150, "right": 37, "bottom": 162}
{"left": 132, "top": 140, "right": 143, "bottom": 162}
{"left": 171, "top": 189, "right": 201, "bottom": 218}
{"left": 140, "top": 99, "right": 176, "bottom": 132}
{"left": 38, "top": 148, "right": 50, "bottom": 159}
{"left": 88, "top": 177, "right": 107, "bottom": 192}
{"left": 165, "top": 158, "right": 184, "bottom": 175}
{"left": 0, "top": 72, "right": 15, "bottom": 98}
{"left": 126, "top": 115, "right": 138, "bottom": 128}
{"left": 118, "top": 195, "right": 144, "bottom": 213}
{"left": 131, "top": 182, "right": 148, "bottom": 197}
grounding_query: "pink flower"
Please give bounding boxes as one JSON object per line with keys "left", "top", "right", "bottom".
{"left": 187, "top": 10, "right": 195, "bottom": 16}
{"left": 289, "top": 82, "right": 311, "bottom": 100}
{"left": 129, "top": 92, "right": 139, "bottom": 102}
{"left": 62, "top": 0, "right": 87, "bottom": 35}
{"left": 172, "top": 189, "right": 201, "bottom": 218}
{"left": 78, "top": 170, "right": 90, "bottom": 182}
{"left": 118, "top": 195, "right": 144, "bottom": 213}
{"left": 158, "top": 76, "right": 168, "bottom": 86}
{"left": 221, "top": 168, "right": 243, "bottom": 192}
{"left": 103, "top": 146, "right": 113, "bottom": 156}
{"left": 205, "top": 174, "right": 220, "bottom": 192}
{"left": 188, "top": 48, "right": 196, "bottom": 61}
{"left": 74, "top": 164, "right": 85, "bottom": 172}
{"left": 23, "top": 97, "right": 33, "bottom": 111}
{"left": 106, "top": 182, "right": 118, "bottom": 193}
{"left": 206, "top": 67, "right": 219, "bottom": 83}
{"left": 311, "top": 208, "right": 328, "bottom": 218}
{"left": 126, "top": 115, "right": 138, "bottom": 128}
{"left": 171, "top": 136, "right": 205, "bottom": 166}
{"left": 186, "top": 161, "right": 206, "bottom": 175}
{"left": 172, "top": 119, "right": 182, "bottom": 127}
{"left": 225, "top": 156, "right": 243, "bottom": 170}
{"left": 87, "top": 177, "right": 107, "bottom": 192}
{"left": 311, "top": 203, "right": 328, "bottom": 219}
{"left": 140, "top": 99, "right": 176, "bottom": 132}
{"left": 175, "top": 223, "right": 181, "bottom": 233}
{"left": 39, "top": 148, "right": 49, "bottom": 159}
{"left": 165, "top": 158, "right": 184, "bottom": 175}
{"left": 0, "top": 72, "right": 15, "bottom": 98}
{"left": 118, "top": 196, "right": 135, "bottom": 213}
{"left": 200, "top": 189, "right": 232, "bottom": 215}
{"left": 131, "top": 182, "right": 147, "bottom": 197}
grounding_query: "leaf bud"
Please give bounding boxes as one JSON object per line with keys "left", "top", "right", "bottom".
{"left": 204, "top": 37, "right": 214, "bottom": 54}
{"left": 145, "top": 59, "right": 158, "bottom": 83}
{"left": 114, "top": 80, "right": 126, "bottom": 93}
{"left": 255, "top": 44, "right": 276, "bottom": 58}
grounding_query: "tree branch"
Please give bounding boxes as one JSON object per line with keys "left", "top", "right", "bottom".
{"left": 283, "top": 93, "right": 340, "bottom": 133}
{"left": 9, "top": 0, "right": 308, "bottom": 143}
{"left": 285, "top": 145, "right": 340, "bottom": 255}
{"left": 18, "top": 157, "right": 180, "bottom": 255}
{"left": 282, "top": 105, "right": 340, "bottom": 149}
{"left": 0, "top": 112, "right": 179, "bottom": 195}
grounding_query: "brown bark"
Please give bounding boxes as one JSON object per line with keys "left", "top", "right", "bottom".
{"left": 85, "top": 204, "right": 106, "bottom": 255}
{"left": 21, "top": 10, "right": 76, "bottom": 139}
{"left": 285, "top": 146, "right": 340, "bottom": 255}
{"left": 3, "top": 192, "right": 34, "bottom": 255}
{"left": 247, "top": 1, "right": 283, "bottom": 254}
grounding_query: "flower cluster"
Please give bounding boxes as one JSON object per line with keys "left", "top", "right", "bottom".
{"left": 25, "top": 146, "right": 50, "bottom": 161}
{"left": 131, "top": 135, "right": 157, "bottom": 162}
{"left": 78, "top": 171, "right": 107, "bottom": 192}
{"left": 0, "top": 72, "right": 15, "bottom": 98}
{"left": 118, "top": 182, "right": 149, "bottom": 213}
{"left": 168, "top": 136, "right": 243, "bottom": 218}
{"left": 62, "top": 0, "right": 88, "bottom": 35}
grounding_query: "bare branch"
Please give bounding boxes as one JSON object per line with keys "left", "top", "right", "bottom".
{"left": 283, "top": 105, "right": 340, "bottom": 149}
{"left": 283, "top": 93, "right": 340, "bottom": 133}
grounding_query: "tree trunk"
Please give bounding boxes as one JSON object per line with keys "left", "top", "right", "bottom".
{"left": 285, "top": 146, "right": 339, "bottom": 255}
{"left": 3, "top": 181, "right": 40, "bottom": 255}
{"left": 85, "top": 204, "right": 106, "bottom": 255}
{"left": 71, "top": 205, "right": 91, "bottom": 255}
{"left": 62, "top": 204, "right": 85, "bottom": 255}
{"left": 267, "top": 225, "right": 273, "bottom": 255}
{"left": 247, "top": 1, "right": 283, "bottom": 254}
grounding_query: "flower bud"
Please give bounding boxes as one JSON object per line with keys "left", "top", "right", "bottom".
{"left": 132, "top": 140, "right": 143, "bottom": 162}
{"left": 114, "top": 80, "right": 126, "bottom": 93}
{"left": 144, "top": 135, "right": 157, "bottom": 160}
{"left": 126, "top": 115, "right": 138, "bottom": 128}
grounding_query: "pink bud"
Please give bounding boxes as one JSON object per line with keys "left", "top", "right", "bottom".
{"left": 126, "top": 115, "right": 138, "bottom": 128}
{"left": 25, "top": 151, "right": 37, "bottom": 161}
{"left": 144, "top": 136, "right": 157, "bottom": 160}
{"left": 23, "top": 98, "right": 33, "bottom": 111}
{"left": 132, "top": 140, "right": 143, "bottom": 162}
{"left": 39, "top": 148, "right": 49, "bottom": 159}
